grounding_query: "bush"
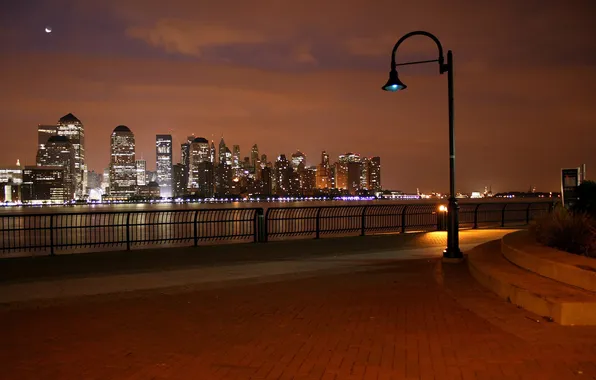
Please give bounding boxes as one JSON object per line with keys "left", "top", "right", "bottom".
{"left": 533, "top": 205, "right": 596, "bottom": 258}
{"left": 572, "top": 180, "right": 596, "bottom": 217}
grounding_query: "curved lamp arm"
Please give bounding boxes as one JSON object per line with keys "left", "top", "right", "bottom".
{"left": 390, "top": 31, "right": 448, "bottom": 74}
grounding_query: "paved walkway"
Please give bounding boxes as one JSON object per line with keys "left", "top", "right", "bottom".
{"left": 1, "top": 230, "right": 596, "bottom": 379}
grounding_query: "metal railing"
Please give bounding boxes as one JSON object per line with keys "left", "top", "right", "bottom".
{"left": 263, "top": 202, "right": 553, "bottom": 241}
{"left": 0, "top": 208, "right": 262, "bottom": 255}
{"left": 0, "top": 202, "right": 552, "bottom": 255}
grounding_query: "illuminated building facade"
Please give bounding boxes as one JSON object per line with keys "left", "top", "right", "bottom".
{"left": 369, "top": 156, "right": 381, "bottom": 191}
{"left": 156, "top": 134, "right": 173, "bottom": 197}
{"left": 36, "top": 135, "right": 76, "bottom": 200}
{"left": 251, "top": 144, "right": 259, "bottom": 173}
{"left": 274, "top": 154, "right": 290, "bottom": 196}
{"left": 109, "top": 125, "right": 136, "bottom": 198}
{"left": 135, "top": 159, "right": 146, "bottom": 186}
{"left": 22, "top": 166, "right": 67, "bottom": 203}
{"left": 180, "top": 135, "right": 194, "bottom": 189}
{"left": 360, "top": 157, "right": 370, "bottom": 190}
{"left": 172, "top": 163, "right": 186, "bottom": 198}
{"left": 56, "top": 113, "right": 85, "bottom": 199}
{"left": 347, "top": 162, "right": 361, "bottom": 195}
{"left": 189, "top": 137, "right": 210, "bottom": 189}
{"left": 334, "top": 162, "right": 347, "bottom": 190}
{"left": 291, "top": 151, "right": 306, "bottom": 170}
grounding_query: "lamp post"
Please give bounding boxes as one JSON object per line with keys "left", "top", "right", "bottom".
{"left": 382, "top": 31, "right": 462, "bottom": 260}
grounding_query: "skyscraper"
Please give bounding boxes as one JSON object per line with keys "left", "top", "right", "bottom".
{"left": 188, "top": 137, "right": 210, "bottom": 189}
{"left": 135, "top": 159, "right": 147, "bottom": 186}
{"left": 334, "top": 161, "right": 347, "bottom": 190}
{"left": 274, "top": 154, "right": 290, "bottom": 196}
{"left": 218, "top": 136, "right": 227, "bottom": 165}
{"left": 251, "top": 144, "right": 259, "bottom": 173}
{"left": 369, "top": 157, "right": 381, "bottom": 191}
{"left": 360, "top": 157, "right": 370, "bottom": 190}
{"left": 37, "top": 124, "right": 58, "bottom": 152}
{"left": 291, "top": 151, "right": 306, "bottom": 170}
{"left": 21, "top": 166, "right": 67, "bottom": 203}
{"left": 156, "top": 134, "right": 173, "bottom": 198}
{"left": 57, "top": 113, "right": 85, "bottom": 199}
{"left": 180, "top": 135, "right": 194, "bottom": 189}
{"left": 172, "top": 163, "right": 186, "bottom": 198}
{"left": 232, "top": 145, "right": 241, "bottom": 178}
{"left": 210, "top": 140, "right": 216, "bottom": 164}
{"left": 347, "top": 162, "right": 361, "bottom": 195}
{"left": 36, "top": 135, "right": 76, "bottom": 200}
{"left": 109, "top": 125, "right": 136, "bottom": 198}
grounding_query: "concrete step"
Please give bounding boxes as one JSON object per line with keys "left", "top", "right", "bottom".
{"left": 467, "top": 240, "right": 596, "bottom": 325}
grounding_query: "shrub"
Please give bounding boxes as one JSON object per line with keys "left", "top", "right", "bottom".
{"left": 572, "top": 180, "right": 596, "bottom": 217}
{"left": 532, "top": 205, "right": 596, "bottom": 258}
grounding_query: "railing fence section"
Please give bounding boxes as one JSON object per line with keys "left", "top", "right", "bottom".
{"left": 0, "top": 202, "right": 553, "bottom": 255}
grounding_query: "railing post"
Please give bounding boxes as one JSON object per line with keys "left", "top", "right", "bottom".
{"left": 264, "top": 208, "right": 270, "bottom": 242}
{"left": 126, "top": 213, "right": 131, "bottom": 251}
{"left": 525, "top": 203, "right": 532, "bottom": 225}
{"left": 193, "top": 210, "right": 199, "bottom": 246}
{"left": 501, "top": 204, "right": 507, "bottom": 228}
{"left": 49, "top": 215, "right": 55, "bottom": 256}
{"left": 315, "top": 207, "right": 321, "bottom": 239}
{"left": 254, "top": 208, "right": 264, "bottom": 243}
{"left": 473, "top": 204, "right": 480, "bottom": 229}
{"left": 401, "top": 205, "right": 408, "bottom": 233}
{"left": 360, "top": 206, "right": 367, "bottom": 236}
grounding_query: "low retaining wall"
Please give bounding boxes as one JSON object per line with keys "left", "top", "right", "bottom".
{"left": 501, "top": 231, "right": 596, "bottom": 292}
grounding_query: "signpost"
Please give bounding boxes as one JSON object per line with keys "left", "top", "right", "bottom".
{"left": 561, "top": 167, "right": 582, "bottom": 208}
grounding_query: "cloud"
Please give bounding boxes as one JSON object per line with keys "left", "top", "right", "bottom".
{"left": 292, "top": 44, "right": 317, "bottom": 64}
{"left": 126, "top": 18, "right": 266, "bottom": 56}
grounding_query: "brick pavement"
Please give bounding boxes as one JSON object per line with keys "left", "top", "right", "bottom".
{"left": 1, "top": 231, "right": 596, "bottom": 379}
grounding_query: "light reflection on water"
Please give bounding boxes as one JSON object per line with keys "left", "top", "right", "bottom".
{"left": 0, "top": 198, "right": 550, "bottom": 215}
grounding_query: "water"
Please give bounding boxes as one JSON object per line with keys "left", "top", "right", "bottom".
{"left": 0, "top": 198, "right": 552, "bottom": 215}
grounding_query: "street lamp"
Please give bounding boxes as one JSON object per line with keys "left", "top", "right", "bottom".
{"left": 382, "top": 31, "right": 463, "bottom": 260}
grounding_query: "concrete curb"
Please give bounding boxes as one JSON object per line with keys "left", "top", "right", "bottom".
{"left": 467, "top": 239, "right": 596, "bottom": 325}
{"left": 502, "top": 231, "right": 596, "bottom": 292}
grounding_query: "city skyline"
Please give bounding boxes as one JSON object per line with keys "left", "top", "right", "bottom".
{"left": 1, "top": 1, "right": 595, "bottom": 193}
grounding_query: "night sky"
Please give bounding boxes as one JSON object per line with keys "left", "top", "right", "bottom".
{"left": 1, "top": 0, "right": 595, "bottom": 193}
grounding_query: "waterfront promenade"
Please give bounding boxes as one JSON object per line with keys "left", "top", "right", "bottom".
{"left": 2, "top": 230, "right": 595, "bottom": 379}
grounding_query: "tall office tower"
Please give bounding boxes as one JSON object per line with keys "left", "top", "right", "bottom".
{"left": 218, "top": 136, "right": 227, "bottom": 165}
{"left": 36, "top": 135, "right": 76, "bottom": 200}
{"left": 291, "top": 151, "right": 306, "bottom": 170}
{"left": 156, "top": 134, "right": 173, "bottom": 198}
{"left": 135, "top": 159, "right": 147, "bottom": 186}
{"left": 339, "top": 152, "right": 361, "bottom": 163}
{"left": 109, "top": 125, "right": 137, "bottom": 199}
{"left": 56, "top": 113, "right": 85, "bottom": 199}
{"left": 210, "top": 140, "right": 216, "bottom": 164}
{"left": 260, "top": 154, "right": 268, "bottom": 168}
{"left": 250, "top": 144, "right": 259, "bottom": 173}
{"left": 197, "top": 161, "right": 215, "bottom": 198}
{"left": 360, "top": 157, "right": 370, "bottom": 190}
{"left": 334, "top": 161, "right": 348, "bottom": 190}
{"left": 347, "top": 162, "right": 361, "bottom": 195}
{"left": 261, "top": 166, "right": 273, "bottom": 195}
{"left": 274, "top": 154, "right": 290, "bottom": 196}
{"left": 102, "top": 168, "right": 110, "bottom": 194}
{"left": 224, "top": 147, "right": 233, "bottom": 166}
{"left": 316, "top": 164, "right": 330, "bottom": 189}
{"left": 21, "top": 166, "right": 68, "bottom": 202}
{"left": 180, "top": 135, "right": 194, "bottom": 189}
{"left": 37, "top": 124, "right": 58, "bottom": 149}
{"left": 172, "top": 163, "right": 186, "bottom": 198}
{"left": 301, "top": 167, "right": 317, "bottom": 196}
{"left": 188, "top": 137, "right": 210, "bottom": 189}
{"left": 321, "top": 151, "right": 330, "bottom": 169}
{"left": 369, "top": 157, "right": 381, "bottom": 191}
{"left": 232, "top": 145, "right": 241, "bottom": 178}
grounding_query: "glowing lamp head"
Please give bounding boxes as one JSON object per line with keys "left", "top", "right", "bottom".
{"left": 438, "top": 205, "right": 448, "bottom": 212}
{"left": 381, "top": 68, "right": 407, "bottom": 92}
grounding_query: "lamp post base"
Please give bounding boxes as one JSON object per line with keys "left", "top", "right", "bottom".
{"left": 442, "top": 251, "right": 465, "bottom": 263}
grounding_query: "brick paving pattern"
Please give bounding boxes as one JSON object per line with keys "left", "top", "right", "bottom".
{"left": 1, "top": 231, "right": 596, "bottom": 379}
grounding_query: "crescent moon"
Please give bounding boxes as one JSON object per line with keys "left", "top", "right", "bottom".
{"left": 45, "top": 27, "right": 52, "bottom": 33}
